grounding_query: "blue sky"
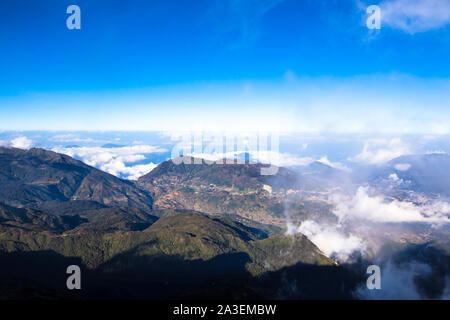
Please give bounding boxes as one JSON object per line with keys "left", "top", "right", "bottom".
{"left": 0, "top": 0, "right": 449, "bottom": 132}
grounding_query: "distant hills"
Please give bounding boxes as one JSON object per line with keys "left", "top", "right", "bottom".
{"left": 0, "top": 147, "right": 153, "bottom": 210}
{"left": 386, "top": 153, "right": 450, "bottom": 197}
{"left": 368, "top": 153, "right": 450, "bottom": 198}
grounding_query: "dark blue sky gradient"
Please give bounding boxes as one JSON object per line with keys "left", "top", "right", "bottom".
{"left": 0, "top": 0, "right": 449, "bottom": 95}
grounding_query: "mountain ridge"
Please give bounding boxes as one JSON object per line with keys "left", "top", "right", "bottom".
{"left": 0, "top": 147, "right": 153, "bottom": 210}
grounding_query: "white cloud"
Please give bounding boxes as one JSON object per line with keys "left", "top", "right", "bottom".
{"left": 288, "top": 220, "right": 366, "bottom": 263}
{"left": 332, "top": 187, "right": 450, "bottom": 224}
{"left": 7, "top": 136, "right": 34, "bottom": 149}
{"left": 52, "top": 145, "right": 167, "bottom": 180}
{"left": 317, "top": 156, "right": 352, "bottom": 172}
{"left": 394, "top": 163, "right": 411, "bottom": 171}
{"left": 101, "top": 159, "right": 158, "bottom": 181}
{"left": 249, "top": 151, "right": 315, "bottom": 167}
{"left": 350, "top": 138, "right": 411, "bottom": 165}
{"left": 389, "top": 173, "right": 401, "bottom": 182}
{"left": 380, "top": 0, "right": 450, "bottom": 34}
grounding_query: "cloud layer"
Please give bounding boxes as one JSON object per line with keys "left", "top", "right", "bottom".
{"left": 350, "top": 138, "right": 411, "bottom": 165}
{"left": 332, "top": 187, "right": 450, "bottom": 224}
{"left": 52, "top": 145, "right": 167, "bottom": 180}
{"left": 289, "top": 220, "right": 366, "bottom": 263}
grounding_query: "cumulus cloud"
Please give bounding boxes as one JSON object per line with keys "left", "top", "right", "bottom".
{"left": 350, "top": 138, "right": 411, "bottom": 165}
{"left": 11, "top": 137, "right": 34, "bottom": 149}
{"left": 332, "top": 187, "right": 450, "bottom": 224}
{"left": 379, "top": 0, "right": 450, "bottom": 34}
{"left": 52, "top": 145, "right": 167, "bottom": 180}
{"left": 0, "top": 136, "right": 34, "bottom": 149}
{"left": 288, "top": 220, "right": 366, "bottom": 263}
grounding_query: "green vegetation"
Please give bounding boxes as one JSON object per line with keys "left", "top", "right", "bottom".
{"left": 0, "top": 211, "right": 333, "bottom": 271}
{"left": 0, "top": 148, "right": 360, "bottom": 299}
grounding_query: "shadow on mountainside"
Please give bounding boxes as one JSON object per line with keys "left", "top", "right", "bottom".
{"left": 0, "top": 249, "right": 365, "bottom": 300}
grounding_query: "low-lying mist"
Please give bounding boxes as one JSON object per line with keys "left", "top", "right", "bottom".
{"left": 283, "top": 162, "right": 450, "bottom": 299}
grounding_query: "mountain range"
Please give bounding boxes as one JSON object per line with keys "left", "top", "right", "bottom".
{"left": 0, "top": 147, "right": 354, "bottom": 299}
{"left": 0, "top": 147, "right": 153, "bottom": 210}
{"left": 0, "top": 147, "right": 448, "bottom": 299}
